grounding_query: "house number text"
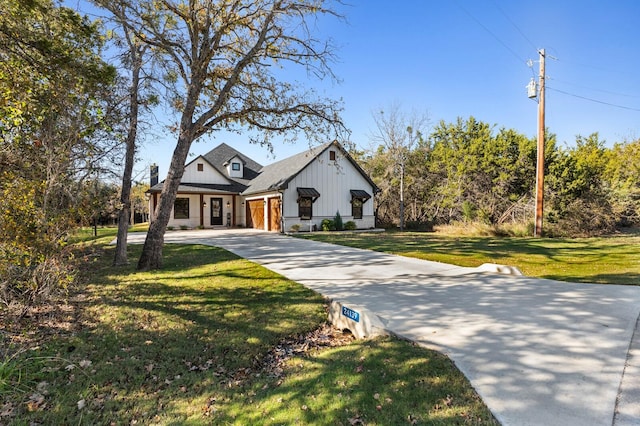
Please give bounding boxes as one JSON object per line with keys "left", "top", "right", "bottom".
{"left": 342, "top": 306, "right": 360, "bottom": 323}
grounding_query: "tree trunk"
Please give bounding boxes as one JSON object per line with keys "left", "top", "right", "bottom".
{"left": 113, "top": 44, "right": 142, "bottom": 266}
{"left": 137, "top": 127, "right": 195, "bottom": 270}
{"left": 114, "top": 206, "right": 131, "bottom": 265}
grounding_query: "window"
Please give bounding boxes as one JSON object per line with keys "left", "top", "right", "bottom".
{"left": 351, "top": 198, "right": 363, "bottom": 219}
{"left": 350, "top": 190, "right": 371, "bottom": 220}
{"left": 197, "top": 163, "right": 204, "bottom": 171}
{"left": 232, "top": 162, "right": 241, "bottom": 171}
{"left": 174, "top": 198, "right": 189, "bottom": 219}
{"left": 297, "top": 187, "right": 319, "bottom": 219}
{"left": 329, "top": 150, "right": 336, "bottom": 161}
{"left": 298, "top": 197, "right": 313, "bottom": 219}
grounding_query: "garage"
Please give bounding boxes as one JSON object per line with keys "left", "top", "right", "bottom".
{"left": 247, "top": 199, "right": 264, "bottom": 230}
{"left": 267, "top": 197, "right": 281, "bottom": 232}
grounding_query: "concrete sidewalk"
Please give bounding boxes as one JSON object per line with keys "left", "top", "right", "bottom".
{"left": 126, "top": 229, "right": 640, "bottom": 426}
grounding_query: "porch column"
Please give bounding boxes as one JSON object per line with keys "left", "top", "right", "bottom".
{"left": 199, "top": 194, "right": 204, "bottom": 227}
{"left": 151, "top": 193, "right": 158, "bottom": 223}
{"left": 232, "top": 195, "right": 236, "bottom": 226}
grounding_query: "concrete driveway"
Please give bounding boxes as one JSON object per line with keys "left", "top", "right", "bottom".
{"left": 126, "top": 229, "right": 640, "bottom": 426}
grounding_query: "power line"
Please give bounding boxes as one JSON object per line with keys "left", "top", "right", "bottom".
{"left": 547, "top": 87, "right": 640, "bottom": 112}
{"left": 453, "top": 1, "right": 528, "bottom": 66}
{"left": 555, "top": 58, "right": 636, "bottom": 77}
{"left": 490, "top": 0, "right": 538, "bottom": 52}
{"left": 548, "top": 77, "right": 640, "bottom": 99}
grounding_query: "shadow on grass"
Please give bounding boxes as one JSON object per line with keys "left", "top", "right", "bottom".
{"left": 6, "top": 243, "right": 326, "bottom": 424}
{"left": 216, "top": 337, "right": 497, "bottom": 425}
{"left": 6, "top": 242, "right": 499, "bottom": 425}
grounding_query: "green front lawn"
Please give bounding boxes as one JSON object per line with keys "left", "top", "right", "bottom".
{"left": 298, "top": 231, "right": 640, "bottom": 285}
{"left": 1, "top": 242, "right": 497, "bottom": 425}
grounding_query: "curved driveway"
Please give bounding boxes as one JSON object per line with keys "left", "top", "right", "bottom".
{"left": 126, "top": 229, "right": 640, "bottom": 426}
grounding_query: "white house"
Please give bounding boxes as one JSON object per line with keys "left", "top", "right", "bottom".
{"left": 148, "top": 141, "right": 378, "bottom": 232}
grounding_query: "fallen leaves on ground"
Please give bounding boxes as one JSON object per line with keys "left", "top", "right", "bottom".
{"left": 256, "top": 323, "right": 355, "bottom": 381}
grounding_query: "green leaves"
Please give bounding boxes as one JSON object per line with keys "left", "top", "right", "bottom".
{"left": 365, "top": 115, "right": 640, "bottom": 235}
{"left": 0, "top": 0, "right": 118, "bottom": 307}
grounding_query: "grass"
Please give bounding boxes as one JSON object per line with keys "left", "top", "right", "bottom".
{"left": 297, "top": 230, "right": 640, "bottom": 285}
{"left": 1, "top": 240, "right": 497, "bottom": 425}
{"left": 227, "top": 338, "right": 493, "bottom": 425}
{"left": 68, "top": 223, "right": 149, "bottom": 244}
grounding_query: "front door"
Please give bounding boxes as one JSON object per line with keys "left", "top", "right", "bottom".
{"left": 210, "top": 197, "right": 223, "bottom": 226}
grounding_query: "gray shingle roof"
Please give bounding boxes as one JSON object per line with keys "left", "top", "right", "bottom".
{"left": 240, "top": 142, "right": 333, "bottom": 195}
{"left": 147, "top": 182, "right": 245, "bottom": 194}
{"left": 241, "top": 141, "right": 379, "bottom": 196}
{"left": 201, "top": 142, "right": 263, "bottom": 186}
{"left": 149, "top": 141, "right": 378, "bottom": 197}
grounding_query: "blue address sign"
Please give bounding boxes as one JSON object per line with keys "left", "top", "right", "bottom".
{"left": 342, "top": 306, "right": 360, "bottom": 323}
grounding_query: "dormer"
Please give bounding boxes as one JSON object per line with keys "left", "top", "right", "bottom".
{"left": 224, "top": 155, "right": 244, "bottom": 178}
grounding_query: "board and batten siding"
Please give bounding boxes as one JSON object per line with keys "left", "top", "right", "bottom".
{"left": 282, "top": 148, "right": 375, "bottom": 230}
{"left": 181, "top": 157, "right": 228, "bottom": 184}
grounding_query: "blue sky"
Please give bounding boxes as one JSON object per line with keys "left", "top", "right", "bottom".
{"left": 77, "top": 0, "right": 640, "bottom": 180}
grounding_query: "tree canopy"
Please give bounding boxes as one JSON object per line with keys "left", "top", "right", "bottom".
{"left": 0, "top": 0, "right": 117, "bottom": 307}
{"left": 362, "top": 115, "right": 640, "bottom": 236}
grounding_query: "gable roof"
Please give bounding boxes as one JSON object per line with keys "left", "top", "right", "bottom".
{"left": 201, "top": 142, "right": 263, "bottom": 186}
{"left": 148, "top": 142, "right": 264, "bottom": 194}
{"left": 149, "top": 141, "right": 378, "bottom": 197}
{"left": 241, "top": 141, "right": 378, "bottom": 196}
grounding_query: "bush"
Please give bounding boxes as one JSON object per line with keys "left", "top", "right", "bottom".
{"left": 546, "top": 198, "right": 616, "bottom": 237}
{"left": 405, "top": 221, "right": 434, "bottom": 232}
{"left": 0, "top": 178, "right": 77, "bottom": 311}
{"left": 321, "top": 219, "right": 335, "bottom": 231}
{"left": 333, "top": 211, "right": 344, "bottom": 231}
{"left": 290, "top": 224, "right": 301, "bottom": 232}
{"left": 344, "top": 221, "right": 357, "bottom": 230}
{"left": 0, "top": 244, "right": 75, "bottom": 313}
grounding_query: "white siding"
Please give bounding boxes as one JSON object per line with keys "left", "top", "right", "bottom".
{"left": 281, "top": 148, "right": 376, "bottom": 231}
{"left": 182, "top": 157, "right": 228, "bottom": 184}
{"left": 167, "top": 194, "right": 199, "bottom": 229}
{"left": 164, "top": 194, "right": 237, "bottom": 229}
{"left": 226, "top": 156, "right": 244, "bottom": 179}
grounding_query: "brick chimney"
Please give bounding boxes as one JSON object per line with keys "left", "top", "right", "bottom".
{"left": 150, "top": 164, "right": 159, "bottom": 187}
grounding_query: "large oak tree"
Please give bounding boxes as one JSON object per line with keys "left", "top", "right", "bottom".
{"left": 100, "top": 0, "right": 346, "bottom": 270}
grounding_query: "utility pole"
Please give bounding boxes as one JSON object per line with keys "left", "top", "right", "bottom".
{"left": 534, "top": 49, "right": 546, "bottom": 237}
{"left": 400, "top": 157, "right": 405, "bottom": 232}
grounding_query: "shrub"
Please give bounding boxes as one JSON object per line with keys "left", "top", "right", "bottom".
{"left": 0, "top": 244, "right": 75, "bottom": 313}
{"left": 405, "top": 221, "right": 434, "bottom": 232}
{"left": 0, "top": 178, "right": 77, "bottom": 311}
{"left": 180, "top": 225, "right": 189, "bottom": 230}
{"left": 344, "top": 221, "right": 357, "bottom": 230}
{"left": 290, "top": 224, "right": 301, "bottom": 232}
{"left": 333, "top": 211, "right": 344, "bottom": 231}
{"left": 321, "top": 219, "right": 335, "bottom": 231}
{"left": 461, "top": 201, "right": 476, "bottom": 222}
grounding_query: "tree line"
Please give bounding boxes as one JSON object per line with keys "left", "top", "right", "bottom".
{"left": 361, "top": 114, "right": 640, "bottom": 237}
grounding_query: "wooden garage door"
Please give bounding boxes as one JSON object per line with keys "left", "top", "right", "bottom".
{"left": 247, "top": 200, "right": 264, "bottom": 230}
{"left": 268, "top": 197, "right": 281, "bottom": 232}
